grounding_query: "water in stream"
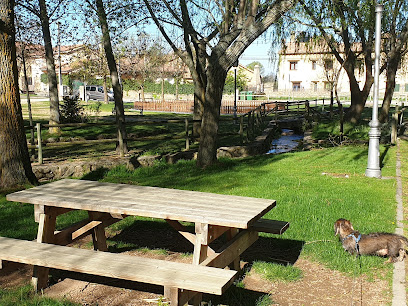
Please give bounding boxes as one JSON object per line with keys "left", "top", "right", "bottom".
{"left": 267, "top": 129, "right": 303, "bottom": 154}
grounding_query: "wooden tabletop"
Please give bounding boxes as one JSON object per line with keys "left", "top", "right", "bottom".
{"left": 6, "top": 179, "right": 276, "bottom": 229}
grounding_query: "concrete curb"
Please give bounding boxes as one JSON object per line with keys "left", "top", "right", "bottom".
{"left": 392, "top": 139, "right": 406, "bottom": 306}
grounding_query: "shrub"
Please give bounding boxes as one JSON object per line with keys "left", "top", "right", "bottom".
{"left": 60, "top": 96, "right": 84, "bottom": 123}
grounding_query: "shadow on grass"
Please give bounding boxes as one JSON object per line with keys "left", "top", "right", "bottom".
{"left": 107, "top": 220, "right": 304, "bottom": 264}
{"left": 102, "top": 219, "right": 304, "bottom": 305}
{"left": 80, "top": 153, "right": 290, "bottom": 190}
{"left": 380, "top": 144, "right": 391, "bottom": 168}
{"left": 49, "top": 218, "right": 302, "bottom": 305}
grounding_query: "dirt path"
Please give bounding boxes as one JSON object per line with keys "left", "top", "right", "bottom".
{"left": 0, "top": 254, "right": 391, "bottom": 305}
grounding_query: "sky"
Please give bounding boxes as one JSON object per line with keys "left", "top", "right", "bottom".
{"left": 240, "top": 39, "right": 278, "bottom": 76}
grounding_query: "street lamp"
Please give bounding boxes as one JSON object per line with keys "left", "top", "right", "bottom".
{"left": 57, "top": 22, "right": 62, "bottom": 86}
{"left": 365, "top": 4, "right": 383, "bottom": 178}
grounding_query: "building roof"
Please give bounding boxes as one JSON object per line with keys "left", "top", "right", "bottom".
{"left": 279, "top": 39, "right": 362, "bottom": 55}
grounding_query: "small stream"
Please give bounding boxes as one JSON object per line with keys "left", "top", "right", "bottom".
{"left": 267, "top": 129, "right": 303, "bottom": 154}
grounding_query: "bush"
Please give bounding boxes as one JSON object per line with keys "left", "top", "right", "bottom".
{"left": 60, "top": 96, "right": 84, "bottom": 123}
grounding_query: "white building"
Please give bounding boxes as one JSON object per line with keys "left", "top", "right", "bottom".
{"left": 277, "top": 38, "right": 408, "bottom": 99}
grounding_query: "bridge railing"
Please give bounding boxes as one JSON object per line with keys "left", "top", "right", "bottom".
{"left": 239, "top": 99, "right": 326, "bottom": 143}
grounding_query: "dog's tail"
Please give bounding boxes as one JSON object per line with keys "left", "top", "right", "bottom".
{"left": 399, "top": 235, "right": 408, "bottom": 248}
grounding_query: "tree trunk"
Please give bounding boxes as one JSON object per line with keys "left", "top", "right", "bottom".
{"left": 21, "top": 45, "right": 35, "bottom": 158}
{"left": 38, "top": 0, "right": 60, "bottom": 134}
{"left": 103, "top": 75, "right": 109, "bottom": 104}
{"left": 0, "top": 0, "right": 37, "bottom": 188}
{"left": 193, "top": 82, "right": 205, "bottom": 139}
{"left": 197, "top": 60, "right": 227, "bottom": 168}
{"left": 380, "top": 56, "right": 400, "bottom": 123}
{"left": 161, "top": 77, "right": 164, "bottom": 103}
{"left": 94, "top": 0, "right": 128, "bottom": 156}
{"left": 175, "top": 78, "right": 179, "bottom": 101}
{"left": 343, "top": 60, "right": 373, "bottom": 123}
{"left": 141, "top": 82, "right": 145, "bottom": 102}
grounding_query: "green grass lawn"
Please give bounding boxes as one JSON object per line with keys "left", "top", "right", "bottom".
{"left": 3, "top": 99, "right": 404, "bottom": 305}
{"left": 1, "top": 143, "right": 399, "bottom": 305}
{"left": 97, "top": 144, "right": 396, "bottom": 275}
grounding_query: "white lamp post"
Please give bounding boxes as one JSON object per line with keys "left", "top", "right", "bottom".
{"left": 365, "top": 4, "right": 383, "bottom": 178}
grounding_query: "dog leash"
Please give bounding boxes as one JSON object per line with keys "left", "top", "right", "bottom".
{"left": 344, "top": 233, "right": 363, "bottom": 305}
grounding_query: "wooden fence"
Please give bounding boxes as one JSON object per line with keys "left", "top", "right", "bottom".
{"left": 27, "top": 98, "right": 329, "bottom": 164}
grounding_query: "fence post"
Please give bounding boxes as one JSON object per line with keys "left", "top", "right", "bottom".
{"left": 275, "top": 102, "right": 278, "bottom": 121}
{"left": 36, "top": 123, "right": 43, "bottom": 164}
{"left": 305, "top": 100, "right": 310, "bottom": 125}
{"left": 185, "top": 118, "right": 190, "bottom": 150}
{"left": 239, "top": 116, "right": 244, "bottom": 144}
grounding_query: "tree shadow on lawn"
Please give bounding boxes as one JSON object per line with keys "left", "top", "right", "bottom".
{"left": 103, "top": 219, "right": 304, "bottom": 304}
{"left": 81, "top": 153, "right": 291, "bottom": 188}
{"left": 351, "top": 144, "right": 391, "bottom": 168}
{"left": 107, "top": 220, "right": 304, "bottom": 264}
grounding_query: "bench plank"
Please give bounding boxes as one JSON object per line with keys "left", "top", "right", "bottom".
{"left": 0, "top": 237, "right": 236, "bottom": 295}
{"left": 250, "top": 219, "right": 289, "bottom": 235}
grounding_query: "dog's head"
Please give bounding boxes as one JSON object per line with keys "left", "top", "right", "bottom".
{"left": 334, "top": 218, "right": 354, "bottom": 239}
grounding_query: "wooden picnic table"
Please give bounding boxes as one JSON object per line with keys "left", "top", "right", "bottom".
{"left": 4, "top": 179, "right": 287, "bottom": 305}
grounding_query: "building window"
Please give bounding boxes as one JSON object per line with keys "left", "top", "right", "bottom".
{"left": 312, "top": 81, "right": 318, "bottom": 91}
{"left": 324, "top": 60, "right": 333, "bottom": 70}
{"left": 395, "top": 84, "right": 400, "bottom": 92}
{"left": 324, "top": 82, "right": 333, "bottom": 91}
{"left": 405, "top": 84, "right": 408, "bottom": 92}
{"left": 292, "top": 82, "right": 301, "bottom": 91}
{"left": 312, "top": 61, "right": 317, "bottom": 70}
{"left": 289, "top": 61, "right": 298, "bottom": 70}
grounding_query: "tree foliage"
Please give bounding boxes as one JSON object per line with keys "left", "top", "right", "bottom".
{"left": 144, "top": 0, "right": 296, "bottom": 167}
{"left": 246, "top": 61, "right": 265, "bottom": 75}
{"left": 297, "top": 0, "right": 408, "bottom": 123}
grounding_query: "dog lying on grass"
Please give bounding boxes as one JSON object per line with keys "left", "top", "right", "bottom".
{"left": 334, "top": 218, "right": 408, "bottom": 262}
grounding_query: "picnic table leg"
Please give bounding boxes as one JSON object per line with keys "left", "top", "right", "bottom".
{"left": 227, "top": 228, "right": 241, "bottom": 271}
{"left": 32, "top": 210, "right": 57, "bottom": 291}
{"left": 164, "top": 223, "right": 210, "bottom": 305}
{"left": 191, "top": 223, "right": 212, "bottom": 305}
{"left": 88, "top": 212, "right": 108, "bottom": 252}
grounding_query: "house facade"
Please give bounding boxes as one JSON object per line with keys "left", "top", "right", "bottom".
{"left": 277, "top": 38, "right": 408, "bottom": 98}
{"left": 17, "top": 43, "right": 87, "bottom": 96}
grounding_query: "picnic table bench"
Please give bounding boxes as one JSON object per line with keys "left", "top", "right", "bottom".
{"left": 3, "top": 179, "right": 289, "bottom": 305}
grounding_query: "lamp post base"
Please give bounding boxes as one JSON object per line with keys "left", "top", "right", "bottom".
{"left": 365, "top": 119, "right": 382, "bottom": 178}
{"left": 365, "top": 168, "right": 382, "bottom": 178}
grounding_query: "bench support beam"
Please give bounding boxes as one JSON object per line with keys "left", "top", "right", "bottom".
{"left": 32, "top": 212, "right": 56, "bottom": 291}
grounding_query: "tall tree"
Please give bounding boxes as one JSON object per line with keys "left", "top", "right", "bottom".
{"left": 144, "top": 0, "right": 296, "bottom": 167}
{"left": 0, "top": 0, "right": 37, "bottom": 188}
{"left": 17, "top": 0, "right": 69, "bottom": 133}
{"left": 379, "top": 0, "right": 408, "bottom": 122}
{"left": 86, "top": 0, "right": 128, "bottom": 155}
{"left": 298, "top": 0, "right": 408, "bottom": 123}
{"left": 120, "top": 34, "right": 168, "bottom": 102}
{"left": 298, "top": 0, "right": 376, "bottom": 123}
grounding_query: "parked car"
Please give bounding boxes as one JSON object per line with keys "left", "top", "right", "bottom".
{"left": 85, "top": 85, "right": 114, "bottom": 101}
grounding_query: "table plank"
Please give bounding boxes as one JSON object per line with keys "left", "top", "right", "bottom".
{"left": 7, "top": 179, "right": 276, "bottom": 229}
